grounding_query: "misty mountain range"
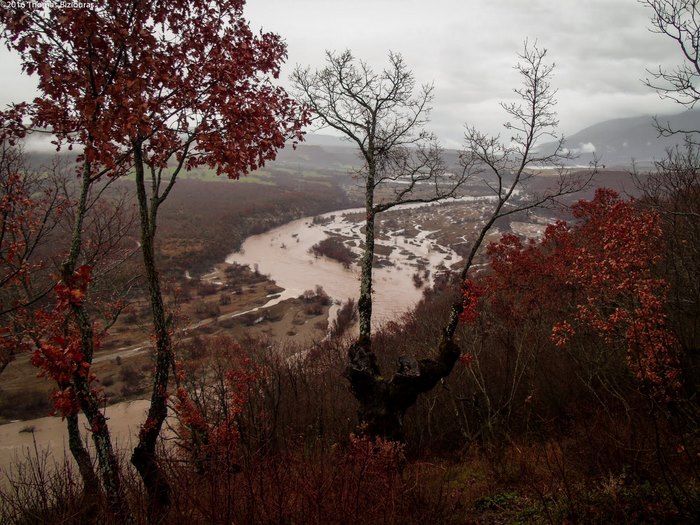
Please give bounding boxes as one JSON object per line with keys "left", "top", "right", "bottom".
{"left": 536, "top": 109, "right": 700, "bottom": 167}
{"left": 279, "top": 109, "right": 700, "bottom": 170}
{"left": 21, "top": 109, "right": 700, "bottom": 172}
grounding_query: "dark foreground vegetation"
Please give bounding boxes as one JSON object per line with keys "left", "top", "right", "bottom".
{"left": 2, "top": 179, "right": 699, "bottom": 523}
{"left": 2, "top": 229, "right": 699, "bottom": 524}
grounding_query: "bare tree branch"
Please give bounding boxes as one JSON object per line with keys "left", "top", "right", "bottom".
{"left": 443, "top": 41, "right": 593, "bottom": 342}
{"left": 292, "top": 50, "right": 465, "bottom": 345}
{"left": 642, "top": 0, "right": 700, "bottom": 110}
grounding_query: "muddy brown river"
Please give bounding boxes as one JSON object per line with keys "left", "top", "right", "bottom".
{"left": 226, "top": 206, "right": 459, "bottom": 327}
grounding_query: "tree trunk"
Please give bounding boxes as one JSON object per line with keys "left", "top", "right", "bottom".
{"left": 347, "top": 147, "right": 464, "bottom": 440}
{"left": 66, "top": 414, "right": 100, "bottom": 501}
{"left": 130, "top": 142, "right": 172, "bottom": 522}
{"left": 69, "top": 305, "right": 130, "bottom": 523}
{"left": 358, "top": 210, "right": 375, "bottom": 344}
{"left": 357, "top": 157, "right": 376, "bottom": 344}
{"left": 346, "top": 338, "right": 462, "bottom": 440}
{"left": 62, "top": 162, "right": 131, "bottom": 523}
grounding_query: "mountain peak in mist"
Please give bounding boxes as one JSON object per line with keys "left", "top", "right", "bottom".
{"left": 540, "top": 109, "right": 700, "bottom": 167}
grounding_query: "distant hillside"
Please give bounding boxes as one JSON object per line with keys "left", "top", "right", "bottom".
{"left": 537, "top": 109, "right": 700, "bottom": 168}
{"left": 287, "top": 111, "right": 700, "bottom": 172}
{"left": 272, "top": 133, "right": 357, "bottom": 171}
{"left": 297, "top": 133, "right": 350, "bottom": 147}
{"left": 278, "top": 133, "right": 467, "bottom": 173}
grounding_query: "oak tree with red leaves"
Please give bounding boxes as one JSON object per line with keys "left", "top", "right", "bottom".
{"left": 1, "top": 0, "right": 306, "bottom": 520}
{"left": 462, "top": 188, "right": 682, "bottom": 403}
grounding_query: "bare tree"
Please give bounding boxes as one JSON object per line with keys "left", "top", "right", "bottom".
{"left": 639, "top": 0, "right": 700, "bottom": 351}
{"left": 292, "top": 50, "right": 466, "bottom": 348}
{"left": 644, "top": 1, "right": 700, "bottom": 108}
{"left": 316, "top": 43, "right": 588, "bottom": 439}
{"left": 442, "top": 42, "right": 590, "bottom": 340}
{"left": 642, "top": 0, "right": 700, "bottom": 139}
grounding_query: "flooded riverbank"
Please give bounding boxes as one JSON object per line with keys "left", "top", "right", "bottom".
{"left": 1, "top": 196, "right": 549, "bottom": 478}
{"left": 226, "top": 205, "right": 462, "bottom": 329}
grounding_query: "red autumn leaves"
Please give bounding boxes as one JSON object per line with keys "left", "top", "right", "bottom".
{"left": 173, "top": 345, "right": 260, "bottom": 469}
{"left": 28, "top": 265, "right": 101, "bottom": 417}
{"left": 461, "top": 188, "right": 681, "bottom": 399}
{"left": 0, "top": 1, "right": 307, "bottom": 179}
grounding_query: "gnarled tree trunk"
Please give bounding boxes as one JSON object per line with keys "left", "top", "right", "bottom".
{"left": 346, "top": 338, "right": 461, "bottom": 440}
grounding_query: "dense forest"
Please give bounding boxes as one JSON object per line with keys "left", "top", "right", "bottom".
{"left": 1, "top": 0, "right": 699, "bottom": 523}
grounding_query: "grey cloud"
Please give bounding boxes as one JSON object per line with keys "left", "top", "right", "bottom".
{"left": 0, "top": 0, "right": 688, "bottom": 146}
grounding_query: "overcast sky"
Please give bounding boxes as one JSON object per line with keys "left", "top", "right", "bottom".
{"left": 0, "top": 0, "right": 688, "bottom": 148}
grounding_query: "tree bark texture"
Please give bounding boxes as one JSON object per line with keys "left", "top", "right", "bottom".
{"left": 346, "top": 338, "right": 461, "bottom": 440}
{"left": 358, "top": 211, "right": 375, "bottom": 344}
{"left": 66, "top": 414, "right": 100, "bottom": 501}
{"left": 130, "top": 142, "right": 172, "bottom": 522}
